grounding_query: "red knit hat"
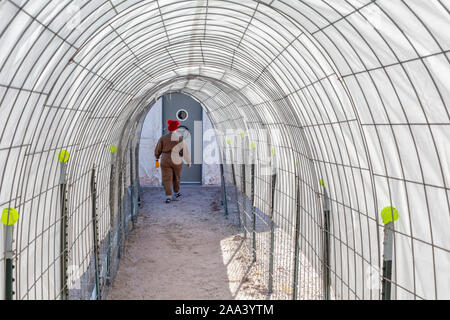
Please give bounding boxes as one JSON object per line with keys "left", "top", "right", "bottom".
{"left": 167, "top": 120, "right": 180, "bottom": 131}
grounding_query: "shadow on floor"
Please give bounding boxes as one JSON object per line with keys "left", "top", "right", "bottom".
{"left": 107, "top": 186, "right": 265, "bottom": 300}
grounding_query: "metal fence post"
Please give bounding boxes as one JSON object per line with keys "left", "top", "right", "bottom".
{"left": 107, "top": 147, "right": 117, "bottom": 284}
{"left": 106, "top": 227, "right": 112, "bottom": 286}
{"left": 117, "top": 164, "right": 123, "bottom": 259}
{"left": 382, "top": 222, "right": 394, "bottom": 300}
{"left": 268, "top": 171, "right": 277, "bottom": 294}
{"left": 321, "top": 179, "right": 331, "bottom": 300}
{"left": 4, "top": 225, "right": 13, "bottom": 300}
{"left": 129, "top": 146, "right": 135, "bottom": 228}
{"left": 90, "top": 167, "right": 101, "bottom": 300}
{"left": 122, "top": 164, "right": 127, "bottom": 239}
{"left": 381, "top": 206, "right": 398, "bottom": 300}
{"left": 59, "top": 159, "right": 69, "bottom": 300}
{"left": 220, "top": 164, "right": 228, "bottom": 218}
{"left": 293, "top": 175, "right": 301, "bottom": 300}
{"left": 251, "top": 163, "right": 256, "bottom": 263}
{"left": 3, "top": 212, "right": 16, "bottom": 300}
{"left": 231, "top": 164, "right": 241, "bottom": 228}
{"left": 241, "top": 164, "right": 247, "bottom": 239}
{"left": 5, "top": 235, "right": 13, "bottom": 300}
{"left": 135, "top": 143, "right": 141, "bottom": 209}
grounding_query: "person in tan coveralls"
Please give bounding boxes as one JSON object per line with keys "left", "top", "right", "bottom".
{"left": 155, "top": 120, "right": 191, "bottom": 203}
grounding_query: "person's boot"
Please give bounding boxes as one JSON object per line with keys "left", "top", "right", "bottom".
{"left": 165, "top": 197, "right": 172, "bottom": 204}
{"left": 171, "top": 193, "right": 181, "bottom": 201}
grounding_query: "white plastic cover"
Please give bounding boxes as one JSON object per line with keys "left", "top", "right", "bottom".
{"left": 0, "top": 0, "right": 448, "bottom": 300}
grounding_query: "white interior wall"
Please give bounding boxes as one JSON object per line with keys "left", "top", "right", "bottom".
{"left": 139, "top": 98, "right": 162, "bottom": 186}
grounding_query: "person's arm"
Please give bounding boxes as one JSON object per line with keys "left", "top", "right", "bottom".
{"left": 155, "top": 137, "right": 163, "bottom": 160}
{"left": 182, "top": 140, "right": 192, "bottom": 168}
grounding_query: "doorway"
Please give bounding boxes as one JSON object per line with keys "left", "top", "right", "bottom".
{"left": 162, "top": 93, "right": 203, "bottom": 184}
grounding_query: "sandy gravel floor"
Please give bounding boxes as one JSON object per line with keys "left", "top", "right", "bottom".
{"left": 107, "top": 186, "right": 267, "bottom": 300}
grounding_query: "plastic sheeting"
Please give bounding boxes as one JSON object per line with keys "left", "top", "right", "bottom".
{"left": 0, "top": 0, "right": 449, "bottom": 300}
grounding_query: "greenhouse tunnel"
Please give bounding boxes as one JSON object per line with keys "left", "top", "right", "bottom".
{"left": 0, "top": 0, "right": 449, "bottom": 300}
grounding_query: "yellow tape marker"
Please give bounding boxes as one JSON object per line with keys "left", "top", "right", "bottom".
{"left": 381, "top": 206, "right": 399, "bottom": 224}
{"left": 272, "top": 148, "right": 276, "bottom": 156}
{"left": 250, "top": 142, "right": 256, "bottom": 149}
{"left": 240, "top": 132, "right": 245, "bottom": 139}
{"left": 226, "top": 139, "right": 231, "bottom": 145}
{"left": 1, "top": 208, "right": 19, "bottom": 226}
{"left": 110, "top": 145, "right": 118, "bottom": 154}
{"left": 58, "top": 150, "right": 70, "bottom": 163}
{"left": 320, "top": 178, "right": 325, "bottom": 187}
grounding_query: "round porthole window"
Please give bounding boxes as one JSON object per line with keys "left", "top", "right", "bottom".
{"left": 176, "top": 109, "right": 189, "bottom": 121}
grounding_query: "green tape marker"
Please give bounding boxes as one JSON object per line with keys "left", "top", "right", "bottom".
{"left": 130, "top": 135, "right": 134, "bottom": 141}
{"left": 58, "top": 150, "right": 70, "bottom": 163}
{"left": 381, "top": 206, "right": 399, "bottom": 224}
{"left": 320, "top": 178, "right": 325, "bottom": 187}
{"left": 110, "top": 145, "right": 118, "bottom": 154}
{"left": 1, "top": 208, "right": 19, "bottom": 226}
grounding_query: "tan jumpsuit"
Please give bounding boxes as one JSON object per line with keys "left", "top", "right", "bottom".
{"left": 154, "top": 132, "right": 191, "bottom": 196}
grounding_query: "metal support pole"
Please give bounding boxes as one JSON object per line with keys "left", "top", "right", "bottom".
{"left": 129, "top": 147, "right": 135, "bottom": 228}
{"left": 220, "top": 164, "right": 228, "bottom": 218}
{"left": 4, "top": 224, "right": 14, "bottom": 300}
{"left": 106, "top": 152, "right": 116, "bottom": 284}
{"left": 231, "top": 164, "right": 241, "bottom": 228}
{"left": 241, "top": 164, "right": 247, "bottom": 239}
{"left": 293, "top": 175, "right": 301, "bottom": 300}
{"left": 251, "top": 163, "right": 256, "bottom": 263}
{"left": 382, "top": 222, "right": 394, "bottom": 300}
{"left": 268, "top": 171, "right": 277, "bottom": 294}
{"left": 322, "top": 183, "right": 331, "bottom": 300}
{"left": 59, "top": 162, "right": 69, "bottom": 300}
{"left": 106, "top": 230, "right": 111, "bottom": 286}
{"left": 117, "top": 166, "right": 123, "bottom": 259}
{"left": 121, "top": 165, "right": 127, "bottom": 238}
{"left": 135, "top": 143, "right": 141, "bottom": 208}
{"left": 90, "top": 167, "right": 101, "bottom": 300}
